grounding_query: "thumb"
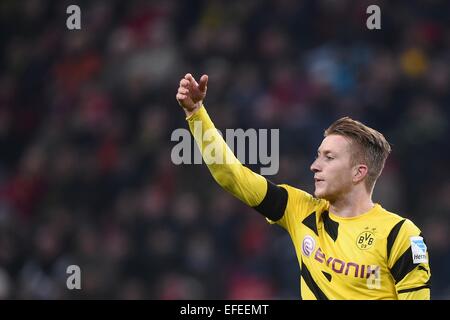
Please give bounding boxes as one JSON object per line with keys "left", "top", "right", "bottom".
{"left": 198, "top": 74, "right": 208, "bottom": 93}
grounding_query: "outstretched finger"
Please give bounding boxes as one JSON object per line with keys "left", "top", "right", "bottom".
{"left": 198, "top": 74, "right": 208, "bottom": 92}
{"left": 185, "top": 73, "right": 199, "bottom": 87}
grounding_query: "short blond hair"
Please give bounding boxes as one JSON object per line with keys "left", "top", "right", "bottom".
{"left": 325, "top": 117, "right": 391, "bottom": 191}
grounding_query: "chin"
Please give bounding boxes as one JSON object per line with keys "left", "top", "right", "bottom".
{"left": 314, "top": 189, "right": 325, "bottom": 199}
{"left": 314, "top": 189, "right": 331, "bottom": 200}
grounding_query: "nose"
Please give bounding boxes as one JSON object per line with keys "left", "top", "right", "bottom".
{"left": 310, "top": 159, "right": 320, "bottom": 173}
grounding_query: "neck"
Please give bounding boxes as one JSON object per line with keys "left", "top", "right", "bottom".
{"left": 329, "top": 187, "right": 374, "bottom": 218}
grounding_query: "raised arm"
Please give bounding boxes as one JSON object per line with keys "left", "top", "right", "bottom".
{"left": 176, "top": 73, "right": 287, "bottom": 221}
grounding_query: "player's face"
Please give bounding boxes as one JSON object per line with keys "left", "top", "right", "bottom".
{"left": 310, "top": 135, "right": 354, "bottom": 201}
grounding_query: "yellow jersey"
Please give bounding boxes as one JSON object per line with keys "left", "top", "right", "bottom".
{"left": 266, "top": 185, "right": 430, "bottom": 299}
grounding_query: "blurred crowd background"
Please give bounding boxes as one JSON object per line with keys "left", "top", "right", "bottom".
{"left": 0, "top": 0, "right": 449, "bottom": 299}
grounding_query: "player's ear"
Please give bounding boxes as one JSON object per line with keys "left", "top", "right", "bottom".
{"left": 353, "top": 164, "right": 368, "bottom": 184}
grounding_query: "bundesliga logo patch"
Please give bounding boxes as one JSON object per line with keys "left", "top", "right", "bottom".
{"left": 410, "top": 236, "right": 428, "bottom": 264}
{"left": 302, "top": 235, "right": 316, "bottom": 257}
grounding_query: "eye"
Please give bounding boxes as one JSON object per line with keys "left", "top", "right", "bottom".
{"left": 326, "top": 156, "right": 334, "bottom": 160}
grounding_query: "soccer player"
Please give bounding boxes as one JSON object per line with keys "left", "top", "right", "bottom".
{"left": 176, "top": 73, "right": 431, "bottom": 300}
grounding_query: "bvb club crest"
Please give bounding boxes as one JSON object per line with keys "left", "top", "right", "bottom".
{"left": 356, "top": 229, "right": 376, "bottom": 250}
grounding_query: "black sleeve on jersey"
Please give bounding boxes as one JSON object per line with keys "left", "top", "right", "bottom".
{"left": 387, "top": 219, "right": 406, "bottom": 261}
{"left": 253, "top": 179, "right": 288, "bottom": 221}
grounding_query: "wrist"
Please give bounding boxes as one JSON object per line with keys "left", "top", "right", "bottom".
{"left": 184, "top": 102, "right": 202, "bottom": 118}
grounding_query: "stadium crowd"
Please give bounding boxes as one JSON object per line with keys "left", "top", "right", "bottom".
{"left": 0, "top": 0, "right": 449, "bottom": 299}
